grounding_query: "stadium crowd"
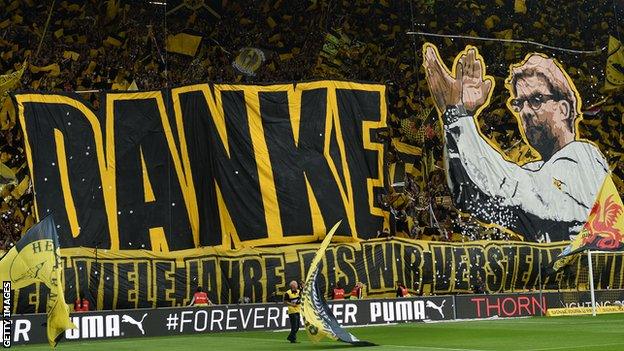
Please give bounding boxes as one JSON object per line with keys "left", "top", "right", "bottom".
{"left": 0, "top": 0, "right": 622, "bottom": 249}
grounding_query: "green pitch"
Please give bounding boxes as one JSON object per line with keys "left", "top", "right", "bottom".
{"left": 12, "top": 314, "right": 624, "bottom": 351}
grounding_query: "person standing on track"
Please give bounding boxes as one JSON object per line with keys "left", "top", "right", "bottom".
{"left": 284, "top": 280, "right": 301, "bottom": 343}
{"left": 189, "top": 286, "right": 212, "bottom": 307}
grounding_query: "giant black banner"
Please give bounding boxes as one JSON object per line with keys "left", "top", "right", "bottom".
{"left": 13, "top": 81, "right": 388, "bottom": 250}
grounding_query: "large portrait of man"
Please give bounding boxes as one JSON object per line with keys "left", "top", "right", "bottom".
{"left": 423, "top": 43, "right": 609, "bottom": 242}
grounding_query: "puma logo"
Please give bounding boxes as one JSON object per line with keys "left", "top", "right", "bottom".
{"left": 426, "top": 300, "right": 446, "bottom": 318}
{"left": 121, "top": 313, "right": 148, "bottom": 335}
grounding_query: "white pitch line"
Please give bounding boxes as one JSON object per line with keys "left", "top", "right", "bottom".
{"left": 271, "top": 323, "right": 399, "bottom": 332}
{"left": 379, "top": 346, "right": 486, "bottom": 351}
{"left": 68, "top": 335, "right": 624, "bottom": 351}
{"left": 526, "top": 342, "right": 624, "bottom": 351}
{"left": 181, "top": 336, "right": 487, "bottom": 351}
{"left": 144, "top": 335, "right": 487, "bottom": 351}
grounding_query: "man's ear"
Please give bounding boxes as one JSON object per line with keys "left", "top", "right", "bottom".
{"left": 558, "top": 100, "right": 574, "bottom": 132}
{"left": 558, "top": 100, "right": 570, "bottom": 121}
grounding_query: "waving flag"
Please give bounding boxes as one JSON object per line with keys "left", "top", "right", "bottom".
{"left": 0, "top": 215, "right": 76, "bottom": 347}
{"left": 300, "top": 221, "right": 376, "bottom": 346}
{"left": 553, "top": 175, "right": 624, "bottom": 271}
{"left": 166, "top": 32, "right": 202, "bottom": 57}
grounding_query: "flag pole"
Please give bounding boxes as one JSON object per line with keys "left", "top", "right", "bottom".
{"left": 35, "top": 0, "right": 56, "bottom": 59}
{"left": 587, "top": 250, "right": 596, "bottom": 317}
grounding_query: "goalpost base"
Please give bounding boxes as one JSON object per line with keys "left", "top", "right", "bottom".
{"left": 586, "top": 250, "right": 623, "bottom": 316}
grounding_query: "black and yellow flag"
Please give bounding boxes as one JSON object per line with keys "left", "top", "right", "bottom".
{"left": 0, "top": 161, "right": 17, "bottom": 187}
{"left": 0, "top": 60, "right": 26, "bottom": 99}
{"left": 106, "top": 0, "right": 120, "bottom": 21}
{"left": 300, "top": 221, "right": 376, "bottom": 346}
{"left": 29, "top": 63, "right": 61, "bottom": 77}
{"left": 606, "top": 36, "right": 624, "bottom": 90}
{"left": 0, "top": 60, "right": 27, "bottom": 131}
{"left": 552, "top": 175, "right": 624, "bottom": 271}
{"left": 233, "top": 47, "right": 265, "bottom": 76}
{"left": 0, "top": 215, "right": 76, "bottom": 347}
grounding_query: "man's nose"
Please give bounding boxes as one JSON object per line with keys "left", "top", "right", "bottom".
{"left": 519, "top": 100, "right": 535, "bottom": 113}
{"left": 521, "top": 109, "right": 536, "bottom": 124}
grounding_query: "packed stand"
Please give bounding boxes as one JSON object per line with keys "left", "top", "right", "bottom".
{"left": 0, "top": 0, "right": 622, "bottom": 249}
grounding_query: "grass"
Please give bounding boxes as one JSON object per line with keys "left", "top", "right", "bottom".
{"left": 11, "top": 314, "right": 624, "bottom": 351}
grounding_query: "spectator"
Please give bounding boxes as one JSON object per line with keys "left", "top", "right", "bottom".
{"left": 73, "top": 296, "right": 85, "bottom": 312}
{"left": 349, "top": 282, "right": 363, "bottom": 299}
{"left": 473, "top": 275, "right": 485, "bottom": 294}
{"left": 396, "top": 282, "right": 409, "bottom": 297}
{"left": 330, "top": 282, "right": 345, "bottom": 300}
{"left": 189, "top": 286, "right": 212, "bottom": 307}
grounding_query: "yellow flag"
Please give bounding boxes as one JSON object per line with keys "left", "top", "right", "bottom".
{"left": 11, "top": 174, "right": 29, "bottom": 198}
{"left": 103, "top": 36, "right": 123, "bottom": 47}
{"left": 605, "top": 36, "right": 624, "bottom": 90}
{"left": 0, "top": 60, "right": 26, "bottom": 97}
{"left": 0, "top": 61, "right": 26, "bottom": 130}
{"left": 392, "top": 139, "right": 422, "bottom": 157}
{"left": 111, "top": 81, "right": 129, "bottom": 91}
{"left": 127, "top": 79, "right": 138, "bottom": 91}
{"left": 300, "top": 222, "right": 340, "bottom": 343}
{"left": 30, "top": 63, "right": 60, "bottom": 77}
{"left": 106, "top": 0, "right": 119, "bottom": 20}
{"left": 62, "top": 50, "right": 80, "bottom": 61}
{"left": 494, "top": 29, "right": 513, "bottom": 39}
{"left": 484, "top": 15, "right": 499, "bottom": 29}
{"left": 0, "top": 216, "right": 76, "bottom": 346}
{"left": 514, "top": 0, "right": 527, "bottom": 14}
{"left": 300, "top": 221, "right": 375, "bottom": 346}
{"left": 166, "top": 33, "right": 202, "bottom": 56}
{"left": 0, "top": 97, "right": 16, "bottom": 130}
{"left": 85, "top": 61, "right": 97, "bottom": 74}
{"left": 553, "top": 175, "right": 624, "bottom": 271}
{"left": 279, "top": 52, "right": 294, "bottom": 61}
{"left": 266, "top": 17, "right": 277, "bottom": 29}
{"left": 392, "top": 138, "right": 422, "bottom": 178}
{"left": 0, "top": 161, "right": 17, "bottom": 187}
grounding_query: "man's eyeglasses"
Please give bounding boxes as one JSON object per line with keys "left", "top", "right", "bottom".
{"left": 510, "top": 94, "right": 558, "bottom": 112}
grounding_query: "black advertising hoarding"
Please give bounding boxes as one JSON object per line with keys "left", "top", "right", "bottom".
{"left": 6, "top": 296, "right": 454, "bottom": 345}
{"left": 453, "top": 290, "right": 624, "bottom": 319}
{"left": 367, "top": 296, "right": 452, "bottom": 323}
{"left": 7, "top": 291, "right": 624, "bottom": 345}
{"left": 454, "top": 293, "right": 550, "bottom": 319}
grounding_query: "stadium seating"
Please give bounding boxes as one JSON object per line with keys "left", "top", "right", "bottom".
{"left": 0, "top": 0, "right": 622, "bottom": 250}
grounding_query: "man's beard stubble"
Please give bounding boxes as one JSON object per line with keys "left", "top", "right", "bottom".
{"left": 525, "top": 123, "right": 556, "bottom": 161}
